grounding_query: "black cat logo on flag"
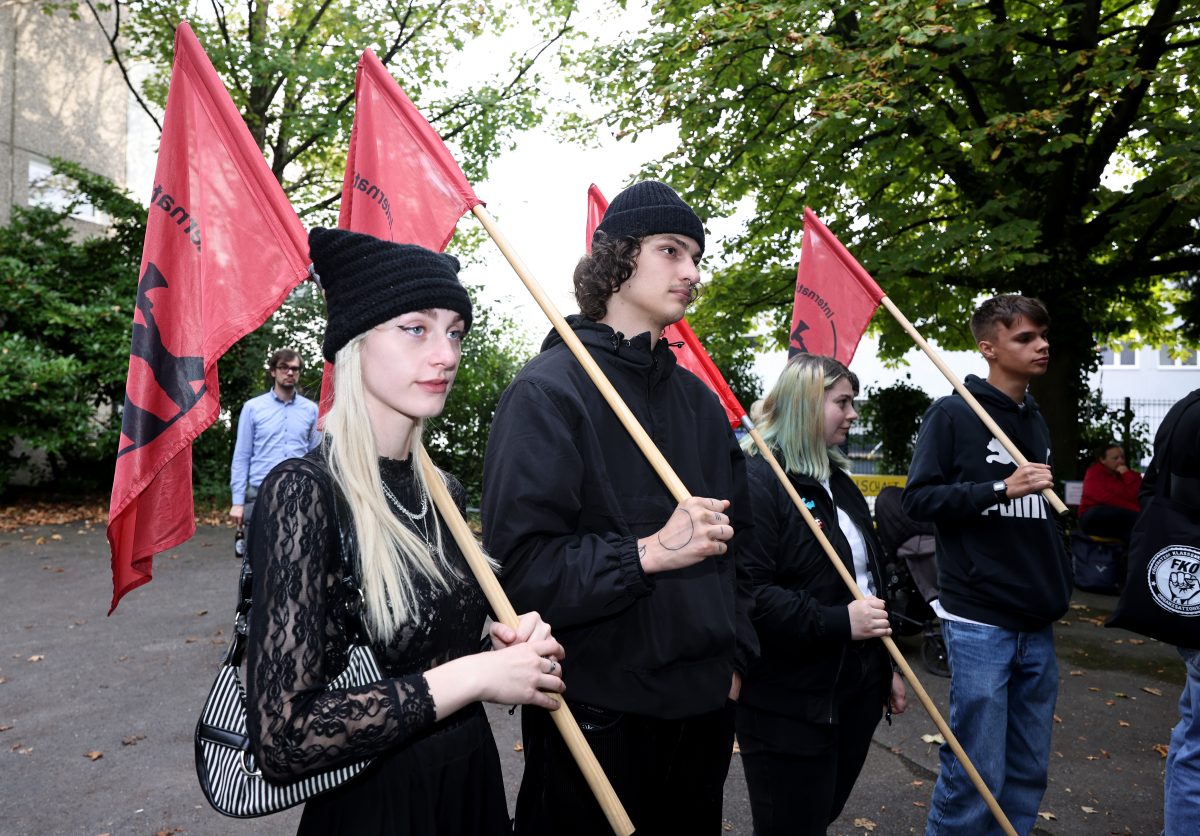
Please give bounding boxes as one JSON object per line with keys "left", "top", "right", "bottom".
{"left": 117, "top": 262, "right": 206, "bottom": 457}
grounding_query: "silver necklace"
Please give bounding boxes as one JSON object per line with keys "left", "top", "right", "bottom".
{"left": 381, "top": 478, "right": 428, "bottom": 521}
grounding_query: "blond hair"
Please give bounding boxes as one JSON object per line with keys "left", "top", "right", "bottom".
{"left": 323, "top": 336, "right": 453, "bottom": 641}
{"left": 742, "top": 354, "right": 858, "bottom": 481}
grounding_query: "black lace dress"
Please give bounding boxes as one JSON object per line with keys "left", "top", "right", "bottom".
{"left": 245, "top": 450, "right": 509, "bottom": 834}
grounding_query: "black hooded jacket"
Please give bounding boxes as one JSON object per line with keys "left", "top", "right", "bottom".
{"left": 738, "top": 454, "right": 891, "bottom": 722}
{"left": 901, "top": 375, "right": 1071, "bottom": 631}
{"left": 481, "top": 316, "right": 757, "bottom": 719}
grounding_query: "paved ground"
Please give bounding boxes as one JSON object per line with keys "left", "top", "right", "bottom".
{"left": 0, "top": 522, "right": 1185, "bottom": 835}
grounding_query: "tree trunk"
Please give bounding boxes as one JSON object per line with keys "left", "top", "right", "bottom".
{"left": 1029, "top": 287, "right": 1092, "bottom": 482}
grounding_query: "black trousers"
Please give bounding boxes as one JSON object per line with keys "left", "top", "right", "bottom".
{"left": 736, "top": 689, "right": 884, "bottom": 836}
{"left": 514, "top": 699, "right": 736, "bottom": 836}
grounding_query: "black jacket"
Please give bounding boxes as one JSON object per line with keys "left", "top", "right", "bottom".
{"left": 481, "top": 316, "right": 756, "bottom": 719}
{"left": 902, "top": 375, "right": 1071, "bottom": 630}
{"left": 738, "top": 454, "right": 890, "bottom": 722}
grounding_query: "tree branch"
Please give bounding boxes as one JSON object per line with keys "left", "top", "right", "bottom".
{"left": 82, "top": 0, "right": 162, "bottom": 133}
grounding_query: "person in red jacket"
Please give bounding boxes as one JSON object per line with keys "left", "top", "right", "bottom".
{"left": 1078, "top": 442, "right": 1142, "bottom": 542}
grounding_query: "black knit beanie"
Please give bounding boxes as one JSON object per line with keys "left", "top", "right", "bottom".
{"left": 309, "top": 227, "right": 473, "bottom": 362}
{"left": 592, "top": 180, "right": 705, "bottom": 255}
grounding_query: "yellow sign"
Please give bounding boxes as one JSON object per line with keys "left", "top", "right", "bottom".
{"left": 851, "top": 474, "right": 907, "bottom": 496}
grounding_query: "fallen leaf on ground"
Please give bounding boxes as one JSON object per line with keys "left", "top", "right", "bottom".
{"left": 0, "top": 724, "right": 11, "bottom": 732}
{"left": 12, "top": 743, "right": 32, "bottom": 754}
{"left": 27, "top": 655, "right": 43, "bottom": 663}
{"left": 913, "top": 801, "right": 926, "bottom": 808}
{"left": 50, "top": 533, "right": 62, "bottom": 541}
{"left": 1115, "top": 692, "right": 1129, "bottom": 698}
{"left": 1119, "top": 720, "right": 1131, "bottom": 727}
{"left": 154, "top": 828, "right": 183, "bottom": 836}
{"left": 1053, "top": 714, "right": 1062, "bottom": 723}
{"left": 512, "top": 742, "right": 523, "bottom": 752}
{"left": 721, "top": 822, "right": 733, "bottom": 832}
{"left": 910, "top": 780, "right": 925, "bottom": 787}
{"left": 1129, "top": 638, "right": 1145, "bottom": 645}
{"left": 122, "top": 734, "right": 145, "bottom": 746}
{"left": 921, "top": 733, "right": 945, "bottom": 745}
{"left": 853, "top": 818, "right": 877, "bottom": 832}
{"left": 0, "top": 677, "right": 7, "bottom": 685}
{"left": 1088, "top": 687, "right": 1101, "bottom": 692}
{"left": 85, "top": 750, "right": 103, "bottom": 761}
{"left": 1106, "top": 700, "right": 1116, "bottom": 706}
{"left": 1038, "top": 811, "right": 1056, "bottom": 821}
{"left": 1142, "top": 686, "right": 1164, "bottom": 696}
{"left": 1154, "top": 743, "right": 1170, "bottom": 758}
{"left": 195, "top": 610, "right": 208, "bottom": 617}
{"left": 34, "top": 537, "right": 45, "bottom": 545}
{"left": 1081, "top": 806, "right": 1098, "bottom": 814}
{"left": 1069, "top": 670, "right": 1085, "bottom": 676}
{"left": 732, "top": 740, "right": 740, "bottom": 754}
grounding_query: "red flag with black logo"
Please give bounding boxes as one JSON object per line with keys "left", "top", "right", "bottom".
{"left": 107, "top": 22, "right": 310, "bottom": 613}
{"left": 317, "top": 48, "right": 484, "bottom": 415}
{"left": 585, "top": 184, "right": 743, "bottom": 428}
{"left": 789, "top": 207, "right": 883, "bottom": 366}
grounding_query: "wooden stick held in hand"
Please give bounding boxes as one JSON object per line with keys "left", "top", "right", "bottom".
{"left": 418, "top": 448, "right": 635, "bottom": 836}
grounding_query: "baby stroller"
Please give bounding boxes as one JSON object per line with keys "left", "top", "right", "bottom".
{"left": 874, "top": 486, "right": 950, "bottom": 677}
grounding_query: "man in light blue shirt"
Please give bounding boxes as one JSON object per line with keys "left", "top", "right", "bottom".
{"left": 229, "top": 348, "right": 321, "bottom": 525}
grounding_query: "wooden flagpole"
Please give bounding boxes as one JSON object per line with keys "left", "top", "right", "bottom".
{"left": 741, "top": 424, "right": 1018, "bottom": 836}
{"left": 418, "top": 448, "right": 635, "bottom": 836}
{"left": 880, "top": 296, "right": 1068, "bottom": 517}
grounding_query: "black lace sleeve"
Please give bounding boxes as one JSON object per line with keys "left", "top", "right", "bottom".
{"left": 244, "top": 458, "right": 437, "bottom": 783}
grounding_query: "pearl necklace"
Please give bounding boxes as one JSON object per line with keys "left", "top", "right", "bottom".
{"left": 381, "top": 478, "right": 428, "bottom": 521}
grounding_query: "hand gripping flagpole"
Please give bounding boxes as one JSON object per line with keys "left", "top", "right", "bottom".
{"left": 418, "top": 448, "right": 634, "bottom": 836}
{"left": 739, "top": 421, "right": 1019, "bottom": 836}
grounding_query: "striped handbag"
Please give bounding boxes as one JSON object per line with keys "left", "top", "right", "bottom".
{"left": 195, "top": 496, "right": 382, "bottom": 817}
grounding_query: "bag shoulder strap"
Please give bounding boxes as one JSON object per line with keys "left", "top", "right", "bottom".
{"left": 225, "top": 457, "right": 367, "bottom": 667}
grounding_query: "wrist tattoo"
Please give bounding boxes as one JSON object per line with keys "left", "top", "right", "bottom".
{"left": 638, "top": 544, "right": 646, "bottom": 561}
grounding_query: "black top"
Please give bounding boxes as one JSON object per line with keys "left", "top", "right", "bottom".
{"left": 481, "top": 315, "right": 757, "bottom": 719}
{"left": 738, "top": 454, "right": 890, "bottom": 722}
{"left": 902, "top": 375, "right": 1072, "bottom": 631}
{"left": 1141, "top": 388, "right": 1200, "bottom": 510}
{"left": 245, "top": 450, "right": 487, "bottom": 783}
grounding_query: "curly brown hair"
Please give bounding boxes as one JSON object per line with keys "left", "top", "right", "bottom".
{"left": 573, "top": 231, "right": 643, "bottom": 320}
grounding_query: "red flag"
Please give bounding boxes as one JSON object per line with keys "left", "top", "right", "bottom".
{"left": 318, "top": 48, "right": 485, "bottom": 416}
{"left": 107, "top": 22, "right": 310, "bottom": 613}
{"left": 585, "top": 185, "right": 742, "bottom": 428}
{"left": 585, "top": 183, "right": 608, "bottom": 254}
{"left": 663, "top": 320, "right": 746, "bottom": 429}
{"left": 789, "top": 207, "right": 884, "bottom": 366}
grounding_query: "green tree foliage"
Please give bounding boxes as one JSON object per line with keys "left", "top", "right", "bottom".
{"left": 0, "top": 160, "right": 142, "bottom": 491}
{"left": 858, "top": 378, "right": 933, "bottom": 474}
{"left": 75, "top": 0, "right": 575, "bottom": 215}
{"left": 577, "top": 0, "right": 1200, "bottom": 477}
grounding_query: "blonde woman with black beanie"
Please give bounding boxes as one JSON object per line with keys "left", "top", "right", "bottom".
{"left": 244, "top": 228, "right": 565, "bottom": 834}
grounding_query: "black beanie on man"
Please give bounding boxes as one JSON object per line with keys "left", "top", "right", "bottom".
{"left": 309, "top": 227, "right": 473, "bottom": 362}
{"left": 592, "top": 180, "right": 705, "bottom": 255}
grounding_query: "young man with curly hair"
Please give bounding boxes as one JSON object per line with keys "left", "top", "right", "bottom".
{"left": 482, "top": 181, "right": 756, "bottom": 835}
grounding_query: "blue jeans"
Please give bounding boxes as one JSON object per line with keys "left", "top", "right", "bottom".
{"left": 926, "top": 620, "right": 1058, "bottom": 836}
{"left": 1164, "top": 647, "right": 1200, "bottom": 835}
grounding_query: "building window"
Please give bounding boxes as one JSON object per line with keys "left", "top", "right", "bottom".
{"left": 27, "top": 158, "right": 106, "bottom": 224}
{"left": 1100, "top": 344, "right": 1138, "bottom": 368}
{"left": 1158, "top": 348, "right": 1199, "bottom": 368}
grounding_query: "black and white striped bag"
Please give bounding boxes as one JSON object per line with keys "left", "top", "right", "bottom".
{"left": 195, "top": 485, "right": 381, "bottom": 817}
{"left": 194, "top": 640, "right": 382, "bottom": 817}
